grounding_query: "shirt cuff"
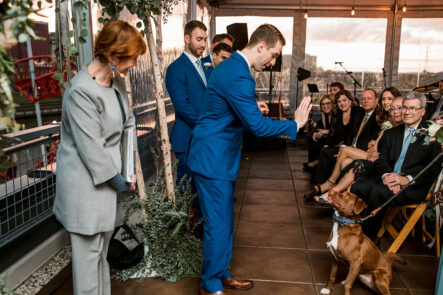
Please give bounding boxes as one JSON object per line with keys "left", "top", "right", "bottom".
{"left": 406, "top": 175, "right": 414, "bottom": 184}
{"left": 382, "top": 173, "right": 389, "bottom": 181}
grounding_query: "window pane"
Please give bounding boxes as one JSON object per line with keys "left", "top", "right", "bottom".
{"left": 398, "top": 18, "right": 443, "bottom": 94}
{"left": 306, "top": 18, "right": 387, "bottom": 100}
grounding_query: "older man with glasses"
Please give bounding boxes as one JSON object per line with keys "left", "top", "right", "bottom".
{"left": 350, "top": 91, "right": 442, "bottom": 241}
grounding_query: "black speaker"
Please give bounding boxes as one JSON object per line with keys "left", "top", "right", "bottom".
{"left": 227, "top": 23, "right": 248, "bottom": 51}
{"left": 263, "top": 54, "right": 282, "bottom": 72}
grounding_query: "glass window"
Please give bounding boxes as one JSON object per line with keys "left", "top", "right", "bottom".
{"left": 306, "top": 18, "right": 387, "bottom": 102}
{"left": 398, "top": 18, "right": 443, "bottom": 96}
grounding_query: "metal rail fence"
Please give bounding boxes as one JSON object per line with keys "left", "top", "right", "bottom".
{"left": 0, "top": 125, "right": 60, "bottom": 248}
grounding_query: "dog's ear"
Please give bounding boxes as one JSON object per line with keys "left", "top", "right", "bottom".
{"left": 353, "top": 197, "right": 367, "bottom": 215}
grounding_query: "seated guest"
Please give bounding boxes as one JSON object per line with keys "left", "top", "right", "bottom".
{"left": 305, "top": 89, "right": 381, "bottom": 198}
{"left": 314, "top": 87, "right": 403, "bottom": 196}
{"left": 351, "top": 91, "right": 442, "bottom": 241}
{"left": 316, "top": 96, "right": 404, "bottom": 203}
{"left": 425, "top": 79, "right": 443, "bottom": 120}
{"left": 329, "top": 81, "right": 345, "bottom": 97}
{"left": 304, "top": 94, "right": 334, "bottom": 172}
{"left": 201, "top": 33, "right": 235, "bottom": 65}
{"left": 328, "top": 82, "right": 345, "bottom": 113}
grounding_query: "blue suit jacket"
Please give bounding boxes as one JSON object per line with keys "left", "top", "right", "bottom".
{"left": 165, "top": 53, "right": 209, "bottom": 153}
{"left": 187, "top": 52, "right": 299, "bottom": 181}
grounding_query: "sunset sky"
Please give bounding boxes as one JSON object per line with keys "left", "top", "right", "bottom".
{"left": 216, "top": 16, "right": 443, "bottom": 73}
{"left": 32, "top": 3, "right": 443, "bottom": 74}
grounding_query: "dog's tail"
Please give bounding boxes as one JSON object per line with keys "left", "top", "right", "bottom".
{"left": 384, "top": 252, "right": 407, "bottom": 265}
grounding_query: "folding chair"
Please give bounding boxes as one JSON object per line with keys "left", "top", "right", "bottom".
{"left": 376, "top": 181, "right": 440, "bottom": 257}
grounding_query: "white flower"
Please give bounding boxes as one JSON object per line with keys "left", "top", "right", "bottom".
{"left": 203, "top": 62, "right": 212, "bottom": 69}
{"left": 428, "top": 122, "right": 441, "bottom": 137}
{"left": 381, "top": 121, "right": 393, "bottom": 131}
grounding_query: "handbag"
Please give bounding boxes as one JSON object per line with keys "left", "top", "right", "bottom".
{"left": 107, "top": 225, "right": 144, "bottom": 270}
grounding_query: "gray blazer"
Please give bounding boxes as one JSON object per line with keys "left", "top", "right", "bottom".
{"left": 53, "top": 69, "right": 136, "bottom": 235}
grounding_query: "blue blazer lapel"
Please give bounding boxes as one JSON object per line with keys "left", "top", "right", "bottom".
{"left": 180, "top": 53, "right": 207, "bottom": 88}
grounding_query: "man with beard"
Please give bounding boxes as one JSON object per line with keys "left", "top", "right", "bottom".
{"left": 165, "top": 20, "right": 209, "bottom": 187}
{"left": 187, "top": 24, "right": 312, "bottom": 295}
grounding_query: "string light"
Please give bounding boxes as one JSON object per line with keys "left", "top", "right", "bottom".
{"left": 402, "top": 0, "right": 407, "bottom": 12}
{"left": 304, "top": 9, "right": 308, "bottom": 19}
{"left": 351, "top": 6, "right": 355, "bottom": 16}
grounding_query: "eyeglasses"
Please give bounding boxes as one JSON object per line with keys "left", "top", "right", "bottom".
{"left": 401, "top": 106, "right": 423, "bottom": 113}
{"left": 389, "top": 107, "right": 402, "bottom": 112}
{"left": 320, "top": 102, "right": 332, "bottom": 106}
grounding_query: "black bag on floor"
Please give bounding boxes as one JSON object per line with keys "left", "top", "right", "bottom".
{"left": 107, "top": 225, "right": 144, "bottom": 270}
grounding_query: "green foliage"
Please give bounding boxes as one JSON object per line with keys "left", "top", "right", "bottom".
{"left": 114, "top": 151, "right": 202, "bottom": 283}
{"left": 53, "top": 0, "right": 91, "bottom": 91}
{"left": 1, "top": 0, "right": 38, "bottom": 171}
{"left": 95, "top": 0, "right": 180, "bottom": 37}
{"left": 0, "top": 277, "right": 16, "bottom": 295}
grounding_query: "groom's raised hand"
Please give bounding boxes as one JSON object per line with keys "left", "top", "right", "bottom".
{"left": 294, "top": 96, "right": 312, "bottom": 130}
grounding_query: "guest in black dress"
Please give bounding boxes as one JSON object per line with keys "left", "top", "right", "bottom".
{"left": 304, "top": 94, "right": 334, "bottom": 171}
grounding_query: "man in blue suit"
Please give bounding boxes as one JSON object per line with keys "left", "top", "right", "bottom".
{"left": 204, "top": 43, "right": 233, "bottom": 77}
{"left": 188, "top": 24, "right": 312, "bottom": 295}
{"left": 201, "top": 33, "right": 234, "bottom": 67}
{"left": 165, "top": 20, "right": 209, "bottom": 186}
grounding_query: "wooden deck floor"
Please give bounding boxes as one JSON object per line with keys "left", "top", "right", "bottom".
{"left": 49, "top": 147, "right": 439, "bottom": 295}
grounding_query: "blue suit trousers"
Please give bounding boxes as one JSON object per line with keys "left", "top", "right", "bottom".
{"left": 176, "top": 152, "right": 200, "bottom": 218}
{"left": 193, "top": 173, "right": 234, "bottom": 293}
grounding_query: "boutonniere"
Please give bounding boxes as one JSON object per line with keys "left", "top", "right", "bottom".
{"left": 203, "top": 62, "right": 212, "bottom": 69}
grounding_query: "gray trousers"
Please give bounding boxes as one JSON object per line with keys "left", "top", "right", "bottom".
{"left": 70, "top": 231, "right": 113, "bottom": 295}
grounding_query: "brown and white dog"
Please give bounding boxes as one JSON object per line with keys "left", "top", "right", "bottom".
{"left": 321, "top": 191, "right": 406, "bottom": 295}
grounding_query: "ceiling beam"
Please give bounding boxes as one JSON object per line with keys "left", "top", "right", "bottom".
{"left": 216, "top": 4, "right": 443, "bottom": 12}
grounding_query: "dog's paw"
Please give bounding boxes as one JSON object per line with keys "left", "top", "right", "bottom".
{"left": 320, "top": 288, "right": 331, "bottom": 294}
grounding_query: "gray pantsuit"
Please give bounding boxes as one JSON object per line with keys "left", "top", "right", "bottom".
{"left": 70, "top": 231, "right": 113, "bottom": 295}
{"left": 53, "top": 69, "right": 136, "bottom": 294}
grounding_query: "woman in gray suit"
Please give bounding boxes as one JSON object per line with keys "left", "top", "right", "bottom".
{"left": 53, "top": 20, "right": 146, "bottom": 294}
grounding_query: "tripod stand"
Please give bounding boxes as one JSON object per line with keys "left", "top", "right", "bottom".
{"left": 336, "top": 62, "right": 361, "bottom": 98}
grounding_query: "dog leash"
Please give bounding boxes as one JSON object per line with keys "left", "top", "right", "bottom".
{"left": 359, "top": 151, "right": 443, "bottom": 223}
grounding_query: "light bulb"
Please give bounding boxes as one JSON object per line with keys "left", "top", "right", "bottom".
{"left": 402, "top": 5, "right": 407, "bottom": 12}
{"left": 304, "top": 10, "right": 308, "bottom": 19}
{"left": 351, "top": 7, "right": 355, "bottom": 16}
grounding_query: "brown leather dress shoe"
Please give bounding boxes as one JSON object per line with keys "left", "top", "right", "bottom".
{"left": 222, "top": 276, "right": 254, "bottom": 290}
{"left": 198, "top": 287, "right": 230, "bottom": 295}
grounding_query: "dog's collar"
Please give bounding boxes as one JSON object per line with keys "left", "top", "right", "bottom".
{"left": 332, "top": 212, "right": 360, "bottom": 226}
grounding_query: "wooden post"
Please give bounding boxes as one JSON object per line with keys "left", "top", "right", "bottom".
{"left": 146, "top": 18, "right": 176, "bottom": 205}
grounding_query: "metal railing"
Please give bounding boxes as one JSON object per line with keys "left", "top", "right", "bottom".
{"left": 0, "top": 124, "right": 60, "bottom": 247}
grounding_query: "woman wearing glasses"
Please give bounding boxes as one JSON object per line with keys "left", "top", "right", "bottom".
{"left": 304, "top": 94, "right": 335, "bottom": 172}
